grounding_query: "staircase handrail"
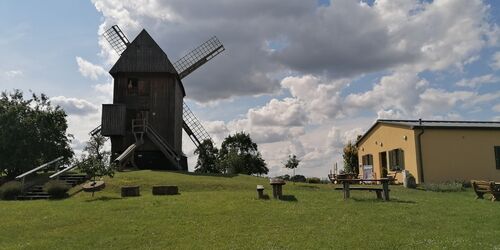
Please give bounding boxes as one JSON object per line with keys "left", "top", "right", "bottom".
{"left": 145, "top": 124, "right": 179, "bottom": 161}
{"left": 49, "top": 164, "right": 79, "bottom": 179}
{"left": 15, "top": 156, "right": 64, "bottom": 180}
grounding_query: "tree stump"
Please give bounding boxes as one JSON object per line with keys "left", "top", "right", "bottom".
{"left": 121, "top": 186, "right": 140, "bottom": 197}
{"left": 152, "top": 185, "right": 179, "bottom": 195}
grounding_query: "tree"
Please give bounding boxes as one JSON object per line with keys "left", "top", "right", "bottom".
{"left": 342, "top": 141, "right": 359, "bottom": 174}
{"left": 77, "top": 134, "right": 114, "bottom": 196}
{"left": 0, "top": 90, "right": 73, "bottom": 179}
{"left": 283, "top": 154, "right": 300, "bottom": 183}
{"left": 218, "top": 132, "right": 268, "bottom": 175}
{"left": 194, "top": 139, "right": 220, "bottom": 173}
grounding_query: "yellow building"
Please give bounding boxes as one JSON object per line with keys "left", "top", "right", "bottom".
{"left": 356, "top": 119, "right": 500, "bottom": 184}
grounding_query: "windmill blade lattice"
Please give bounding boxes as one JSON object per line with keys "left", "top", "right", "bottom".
{"left": 103, "top": 25, "right": 130, "bottom": 55}
{"left": 173, "top": 36, "right": 225, "bottom": 79}
{"left": 182, "top": 102, "right": 212, "bottom": 148}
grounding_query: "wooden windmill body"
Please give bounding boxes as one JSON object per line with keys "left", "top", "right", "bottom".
{"left": 98, "top": 26, "right": 224, "bottom": 170}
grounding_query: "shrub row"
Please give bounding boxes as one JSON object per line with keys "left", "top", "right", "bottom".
{"left": 0, "top": 181, "right": 22, "bottom": 200}
{"left": 422, "top": 181, "right": 466, "bottom": 192}
{"left": 0, "top": 180, "right": 71, "bottom": 200}
{"left": 44, "top": 180, "right": 70, "bottom": 198}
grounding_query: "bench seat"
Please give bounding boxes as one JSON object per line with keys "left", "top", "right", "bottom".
{"left": 335, "top": 186, "right": 390, "bottom": 199}
{"left": 472, "top": 180, "right": 500, "bottom": 201}
{"left": 334, "top": 187, "right": 385, "bottom": 191}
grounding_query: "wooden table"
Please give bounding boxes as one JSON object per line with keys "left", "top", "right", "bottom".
{"left": 336, "top": 178, "right": 390, "bottom": 201}
{"left": 269, "top": 178, "right": 286, "bottom": 199}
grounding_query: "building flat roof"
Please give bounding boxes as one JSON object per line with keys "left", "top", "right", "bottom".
{"left": 356, "top": 119, "right": 500, "bottom": 146}
{"left": 378, "top": 119, "right": 500, "bottom": 129}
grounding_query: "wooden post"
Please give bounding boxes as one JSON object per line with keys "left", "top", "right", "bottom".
{"left": 256, "top": 185, "right": 265, "bottom": 199}
{"left": 269, "top": 178, "right": 285, "bottom": 199}
{"left": 381, "top": 178, "right": 389, "bottom": 201}
{"left": 343, "top": 181, "right": 350, "bottom": 199}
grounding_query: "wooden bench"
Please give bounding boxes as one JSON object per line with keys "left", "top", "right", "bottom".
{"left": 121, "top": 186, "right": 140, "bottom": 197}
{"left": 472, "top": 180, "right": 500, "bottom": 201}
{"left": 336, "top": 178, "right": 390, "bottom": 201}
{"left": 334, "top": 187, "right": 386, "bottom": 199}
{"left": 152, "top": 185, "right": 179, "bottom": 195}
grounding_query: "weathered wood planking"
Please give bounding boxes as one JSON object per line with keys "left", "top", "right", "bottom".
{"left": 103, "top": 29, "right": 186, "bottom": 170}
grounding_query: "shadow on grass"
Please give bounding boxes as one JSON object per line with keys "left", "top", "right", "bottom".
{"left": 279, "top": 195, "right": 298, "bottom": 202}
{"left": 68, "top": 188, "right": 84, "bottom": 197}
{"left": 296, "top": 185, "right": 320, "bottom": 190}
{"left": 84, "top": 196, "right": 122, "bottom": 202}
{"left": 350, "top": 197, "right": 416, "bottom": 204}
{"left": 166, "top": 171, "right": 238, "bottom": 178}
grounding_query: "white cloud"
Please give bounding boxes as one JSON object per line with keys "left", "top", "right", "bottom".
{"left": 490, "top": 51, "right": 500, "bottom": 70}
{"left": 281, "top": 75, "right": 347, "bottom": 121}
{"left": 50, "top": 96, "right": 99, "bottom": 116}
{"left": 248, "top": 98, "right": 307, "bottom": 127}
{"left": 3, "top": 70, "right": 23, "bottom": 78}
{"left": 76, "top": 56, "right": 108, "bottom": 80}
{"left": 345, "top": 71, "right": 428, "bottom": 116}
{"left": 494, "top": 104, "right": 500, "bottom": 113}
{"left": 456, "top": 74, "right": 499, "bottom": 88}
{"left": 91, "top": 0, "right": 498, "bottom": 102}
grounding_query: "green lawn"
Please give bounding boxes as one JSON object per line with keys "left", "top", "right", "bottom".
{"left": 1, "top": 170, "right": 499, "bottom": 249}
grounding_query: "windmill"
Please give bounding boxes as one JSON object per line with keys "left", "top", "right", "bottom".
{"left": 98, "top": 25, "right": 224, "bottom": 170}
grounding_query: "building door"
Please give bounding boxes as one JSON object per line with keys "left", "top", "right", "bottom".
{"left": 379, "top": 151, "right": 388, "bottom": 177}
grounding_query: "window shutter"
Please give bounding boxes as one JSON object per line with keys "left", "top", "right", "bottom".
{"left": 495, "top": 146, "right": 500, "bottom": 170}
{"left": 388, "top": 150, "right": 394, "bottom": 170}
{"left": 398, "top": 149, "right": 405, "bottom": 170}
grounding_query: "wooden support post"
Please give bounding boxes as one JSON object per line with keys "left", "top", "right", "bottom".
{"left": 382, "top": 178, "right": 389, "bottom": 201}
{"left": 272, "top": 184, "right": 283, "bottom": 199}
{"left": 256, "top": 185, "right": 265, "bottom": 199}
{"left": 343, "top": 181, "right": 350, "bottom": 199}
{"left": 269, "top": 178, "right": 285, "bottom": 200}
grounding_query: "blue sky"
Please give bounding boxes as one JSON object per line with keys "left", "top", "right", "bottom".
{"left": 1, "top": 0, "right": 500, "bottom": 176}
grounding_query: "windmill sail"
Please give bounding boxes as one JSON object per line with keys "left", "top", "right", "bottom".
{"left": 174, "top": 37, "right": 225, "bottom": 147}
{"left": 173, "top": 36, "right": 225, "bottom": 79}
{"left": 182, "top": 103, "right": 213, "bottom": 148}
{"left": 103, "top": 25, "right": 130, "bottom": 55}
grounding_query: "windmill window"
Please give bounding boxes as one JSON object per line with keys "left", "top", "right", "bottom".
{"left": 388, "top": 148, "right": 405, "bottom": 171}
{"left": 495, "top": 146, "right": 500, "bottom": 169}
{"left": 127, "top": 78, "right": 139, "bottom": 96}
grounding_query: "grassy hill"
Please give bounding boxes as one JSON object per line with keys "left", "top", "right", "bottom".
{"left": 1, "top": 170, "right": 499, "bottom": 249}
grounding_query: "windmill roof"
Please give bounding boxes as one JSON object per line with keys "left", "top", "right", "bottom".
{"left": 356, "top": 119, "right": 500, "bottom": 146}
{"left": 109, "top": 29, "right": 178, "bottom": 75}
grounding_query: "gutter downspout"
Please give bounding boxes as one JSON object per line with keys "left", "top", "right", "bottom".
{"left": 416, "top": 118, "right": 425, "bottom": 183}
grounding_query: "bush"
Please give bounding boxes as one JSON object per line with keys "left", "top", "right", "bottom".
{"left": 422, "top": 182, "right": 465, "bottom": 192}
{"left": 276, "top": 174, "right": 290, "bottom": 181}
{"left": 290, "top": 175, "right": 306, "bottom": 183}
{"left": 455, "top": 180, "right": 472, "bottom": 188}
{"left": 0, "top": 181, "right": 22, "bottom": 200}
{"left": 44, "top": 180, "right": 70, "bottom": 199}
{"left": 306, "top": 177, "right": 321, "bottom": 184}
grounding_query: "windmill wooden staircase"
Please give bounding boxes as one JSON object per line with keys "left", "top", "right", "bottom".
{"left": 113, "top": 119, "right": 182, "bottom": 170}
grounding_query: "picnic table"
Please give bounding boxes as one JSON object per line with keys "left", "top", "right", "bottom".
{"left": 336, "top": 178, "right": 390, "bottom": 201}
{"left": 328, "top": 173, "right": 359, "bottom": 184}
